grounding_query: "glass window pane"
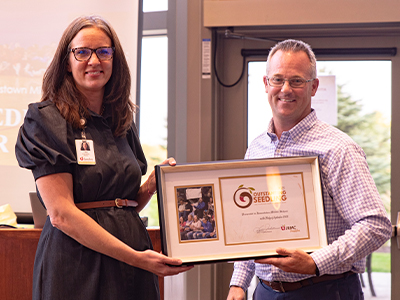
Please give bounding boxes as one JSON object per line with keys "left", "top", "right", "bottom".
{"left": 139, "top": 36, "right": 168, "bottom": 226}
{"left": 143, "top": 0, "right": 168, "bottom": 12}
{"left": 247, "top": 62, "right": 272, "bottom": 145}
{"left": 317, "top": 61, "right": 391, "bottom": 300}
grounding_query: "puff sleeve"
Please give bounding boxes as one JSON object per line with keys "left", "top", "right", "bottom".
{"left": 15, "top": 101, "right": 77, "bottom": 180}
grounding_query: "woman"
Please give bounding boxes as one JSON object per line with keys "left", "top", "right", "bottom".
{"left": 187, "top": 215, "right": 202, "bottom": 239}
{"left": 179, "top": 216, "right": 186, "bottom": 232}
{"left": 15, "top": 15, "right": 192, "bottom": 300}
{"left": 181, "top": 213, "right": 194, "bottom": 240}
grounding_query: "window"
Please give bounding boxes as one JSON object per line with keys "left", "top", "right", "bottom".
{"left": 143, "top": 0, "right": 167, "bottom": 12}
{"left": 139, "top": 35, "right": 168, "bottom": 226}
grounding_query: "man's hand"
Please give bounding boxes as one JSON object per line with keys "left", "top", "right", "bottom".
{"left": 226, "top": 286, "right": 245, "bottom": 300}
{"left": 255, "top": 247, "right": 317, "bottom": 275}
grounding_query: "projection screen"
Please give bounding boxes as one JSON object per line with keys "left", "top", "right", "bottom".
{"left": 0, "top": 0, "right": 140, "bottom": 212}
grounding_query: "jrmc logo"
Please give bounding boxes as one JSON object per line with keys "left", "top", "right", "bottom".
{"left": 233, "top": 185, "right": 255, "bottom": 208}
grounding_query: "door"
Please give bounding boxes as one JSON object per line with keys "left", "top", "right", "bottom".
{"left": 214, "top": 26, "right": 400, "bottom": 299}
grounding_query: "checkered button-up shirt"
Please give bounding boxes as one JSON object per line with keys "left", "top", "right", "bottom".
{"left": 230, "top": 110, "right": 392, "bottom": 289}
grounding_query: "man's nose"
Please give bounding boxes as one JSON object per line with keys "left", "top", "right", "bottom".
{"left": 280, "top": 80, "right": 292, "bottom": 92}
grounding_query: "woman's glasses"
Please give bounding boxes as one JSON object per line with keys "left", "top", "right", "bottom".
{"left": 70, "top": 47, "right": 115, "bottom": 62}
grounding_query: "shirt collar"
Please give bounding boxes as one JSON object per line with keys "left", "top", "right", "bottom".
{"left": 267, "top": 109, "right": 318, "bottom": 142}
{"left": 88, "top": 104, "right": 110, "bottom": 119}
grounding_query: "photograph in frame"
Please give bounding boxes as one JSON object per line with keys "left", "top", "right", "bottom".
{"left": 155, "top": 156, "right": 327, "bottom": 265}
{"left": 176, "top": 185, "right": 219, "bottom": 242}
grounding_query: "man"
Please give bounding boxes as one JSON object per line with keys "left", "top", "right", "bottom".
{"left": 227, "top": 39, "right": 392, "bottom": 300}
{"left": 194, "top": 196, "right": 206, "bottom": 218}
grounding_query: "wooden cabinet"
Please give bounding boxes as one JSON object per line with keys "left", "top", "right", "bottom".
{"left": 0, "top": 228, "right": 163, "bottom": 300}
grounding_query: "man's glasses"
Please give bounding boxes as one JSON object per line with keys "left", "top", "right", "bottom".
{"left": 266, "top": 76, "right": 315, "bottom": 88}
{"left": 70, "top": 47, "right": 115, "bottom": 62}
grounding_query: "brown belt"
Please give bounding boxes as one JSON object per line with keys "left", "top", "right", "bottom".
{"left": 261, "top": 271, "right": 355, "bottom": 293}
{"left": 75, "top": 199, "right": 138, "bottom": 210}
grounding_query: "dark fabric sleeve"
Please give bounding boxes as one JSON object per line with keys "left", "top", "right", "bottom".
{"left": 15, "top": 101, "right": 77, "bottom": 180}
{"left": 126, "top": 122, "right": 147, "bottom": 176}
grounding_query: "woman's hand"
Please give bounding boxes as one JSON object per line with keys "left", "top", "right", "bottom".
{"left": 160, "top": 157, "right": 177, "bottom": 166}
{"left": 135, "top": 250, "right": 193, "bottom": 277}
{"left": 136, "top": 157, "right": 176, "bottom": 212}
{"left": 147, "top": 157, "right": 176, "bottom": 194}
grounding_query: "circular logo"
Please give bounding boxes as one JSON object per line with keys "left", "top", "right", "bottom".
{"left": 233, "top": 187, "right": 253, "bottom": 208}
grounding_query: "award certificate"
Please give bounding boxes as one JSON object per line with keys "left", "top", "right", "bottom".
{"left": 155, "top": 156, "right": 327, "bottom": 265}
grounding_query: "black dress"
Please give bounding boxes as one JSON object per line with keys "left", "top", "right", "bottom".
{"left": 15, "top": 100, "right": 160, "bottom": 300}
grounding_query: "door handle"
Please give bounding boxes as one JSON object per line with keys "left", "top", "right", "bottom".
{"left": 392, "top": 212, "right": 400, "bottom": 249}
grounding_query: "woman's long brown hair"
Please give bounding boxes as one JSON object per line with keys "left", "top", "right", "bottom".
{"left": 41, "top": 15, "right": 136, "bottom": 137}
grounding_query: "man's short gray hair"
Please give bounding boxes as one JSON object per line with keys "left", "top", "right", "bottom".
{"left": 266, "top": 39, "right": 317, "bottom": 79}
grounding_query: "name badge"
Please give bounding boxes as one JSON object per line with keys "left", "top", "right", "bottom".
{"left": 75, "top": 139, "right": 96, "bottom": 165}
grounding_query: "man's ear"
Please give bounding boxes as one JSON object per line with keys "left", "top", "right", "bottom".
{"left": 263, "top": 75, "right": 269, "bottom": 93}
{"left": 311, "top": 78, "right": 319, "bottom": 97}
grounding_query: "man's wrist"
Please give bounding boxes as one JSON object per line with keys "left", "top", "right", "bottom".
{"left": 315, "top": 265, "right": 320, "bottom": 277}
{"left": 230, "top": 285, "right": 245, "bottom": 291}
